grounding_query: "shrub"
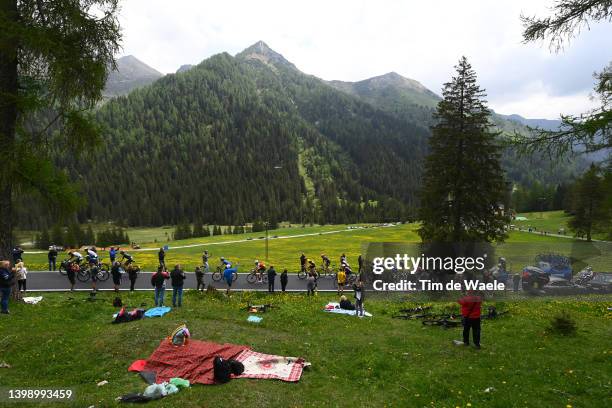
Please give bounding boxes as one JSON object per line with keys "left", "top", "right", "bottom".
{"left": 548, "top": 312, "right": 577, "bottom": 336}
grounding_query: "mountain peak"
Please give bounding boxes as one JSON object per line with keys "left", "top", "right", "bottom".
{"left": 236, "top": 41, "right": 296, "bottom": 70}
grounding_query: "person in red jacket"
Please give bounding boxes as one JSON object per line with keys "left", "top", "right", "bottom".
{"left": 458, "top": 291, "right": 482, "bottom": 349}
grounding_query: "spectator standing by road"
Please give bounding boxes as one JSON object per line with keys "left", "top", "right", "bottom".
{"left": 48, "top": 246, "right": 58, "bottom": 271}
{"left": 267, "top": 265, "right": 277, "bottom": 293}
{"left": 171, "top": 264, "right": 186, "bottom": 307}
{"left": 111, "top": 261, "right": 122, "bottom": 293}
{"left": 353, "top": 280, "right": 365, "bottom": 317}
{"left": 0, "top": 260, "right": 14, "bottom": 314}
{"left": 195, "top": 266, "right": 205, "bottom": 291}
{"left": 12, "top": 246, "right": 23, "bottom": 264}
{"left": 280, "top": 269, "right": 288, "bottom": 292}
{"left": 151, "top": 266, "right": 170, "bottom": 307}
{"left": 15, "top": 261, "right": 27, "bottom": 295}
{"left": 158, "top": 247, "right": 166, "bottom": 268}
{"left": 337, "top": 268, "right": 346, "bottom": 296}
{"left": 306, "top": 271, "right": 316, "bottom": 296}
{"left": 109, "top": 246, "right": 117, "bottom": 263}
{"left": 457, "top": 291, "right": 483, "bottom": 349}
{"left": 128, "top": 263, "right": 138, "bottom": 292}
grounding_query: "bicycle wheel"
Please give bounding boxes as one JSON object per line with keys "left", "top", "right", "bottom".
{"left": 442, "top": 320, "right": 462, "bottom": 328}
{"left": 58, "top": 264, "right": 68, "bottom": 276}
{"left": 297, "top": 269, "right": 306, "bottom": 279}
{"left": 246, "top": 273, "right": 257, "bottom": 284}
{"left": 232, "top": 272, "right": 238, "bottom": 282}
{"left": 262, "top": 274, "right": 268, "bottom": 284}
{"left": 97, "top": 269, "right": 110, "bottom": 282}
{"left": 77, "top": 269, "right": 90, "bottom": 282}
{"left": 212, "top": 267, "right": 222, "bottom": 282}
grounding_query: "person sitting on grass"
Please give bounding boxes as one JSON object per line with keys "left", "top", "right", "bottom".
{"left": 111, "top": 261, "right": 122, "bottom": 293}
{"left": 171, "top": 264, "right": 186, "bottom": 307}
{"left": 151, "top": 266, "right": 170, "bottom": 307}
{"left": 339, "top": 295, "right": 355, "bottom": 310}
{"left": 195, "top": 266, "right": 205, "bottom": 292}
{"left": 456, "top": 290, "right": 482, "bottom": 349}
{"left": 336, "top": 267, "right": 346, "bottom": 295}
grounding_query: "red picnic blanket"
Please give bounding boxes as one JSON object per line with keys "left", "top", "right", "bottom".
{"left": 139, "top": 339, "right": 248, "bottom": 385}
{"left": 131, "top": 339, "right": 308, "bottom": 384}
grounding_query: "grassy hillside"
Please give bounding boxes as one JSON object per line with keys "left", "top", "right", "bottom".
{"left": 0, "top": 291, "right": 610, "bottom": 407}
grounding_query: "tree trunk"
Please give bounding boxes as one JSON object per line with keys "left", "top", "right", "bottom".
{"left": 0, "top": 0, "right": 18, "bottom": 261}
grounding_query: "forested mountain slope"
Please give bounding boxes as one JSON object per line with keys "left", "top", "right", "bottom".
{"left": 17, "top": 42, "right": 585, "bottom": 229}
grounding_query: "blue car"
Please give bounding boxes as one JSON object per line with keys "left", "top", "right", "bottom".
{"left": 534, "top": 254, "right": 573, "bottom": 280}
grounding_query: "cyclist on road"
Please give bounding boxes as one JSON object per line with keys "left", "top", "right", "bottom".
{"left": 86, "top": 247, "right": 99, "bottom": 266}
{"left": 120, "top": 251, "right": 134, "bottom": 268}
{"left": 254, "top": 260, "right": 266, "bottom": 283}
{"left": 68, "top": 251, "right": 84, "bottom": 267}
{"left": 220, "top": 257, "right": 232, "bottom": 269}
{"left": 300, "top": 253, "right": 307, "bottom": 272}
{"left": 321, "top": 253, "right": 331, "bottom": 270}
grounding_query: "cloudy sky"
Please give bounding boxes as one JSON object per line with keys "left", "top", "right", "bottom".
{"left": 117, "top": 0, "right": 612, "bottom": 119}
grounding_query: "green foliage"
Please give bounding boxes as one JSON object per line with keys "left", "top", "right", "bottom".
{"left": 173, "top": 224, "right": 193, "bottom": 241}
{"left": 95, "top": 227, "right": 129, "bottom": 247}
{"left": 548, "top": 311, "right": 577, "bottom": 336}
{"left": 568, "top": 164, "right": 611, "bottom": 241}
{"left": 0, "top": 0, "right": 121, "bottom": 258}
{"left": 419, "top": 57, "right": 510, "bottom": 242}
{"left": 252, "top": 220, "right": 265, "bottom": 233}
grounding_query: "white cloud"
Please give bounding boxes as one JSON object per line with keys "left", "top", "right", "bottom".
{"left": 117, "top": 0, "right": 612, "bottom": 119}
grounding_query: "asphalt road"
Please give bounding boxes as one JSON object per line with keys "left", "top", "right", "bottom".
{"left": 24, "top": 271, "right": 346, "bottom": 292}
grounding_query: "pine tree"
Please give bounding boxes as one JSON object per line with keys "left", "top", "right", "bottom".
{"left": 39, "top": 229, "right": 51, "bottom": 250}
{"left": 568, "top": 164, "right": 610, "bottom": 241}
{"left": 50, "top": 225, "right": 64, "bottom": 247}
{"left": 419, "top": 57, "right": 509, "bottom": 243}
{"left": 85, "top": 225, "right": 95, "bottom": 245}
{"left": 0, "top": 0, "right": 121, "bottom": 260}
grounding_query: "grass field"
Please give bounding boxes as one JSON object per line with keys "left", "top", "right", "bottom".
{"left": 0, "top": 291, "right": 610, "bottom": 407}
{"left": 19, "top": 222, "right": 588, "bottom": 273}
{"left": 514, "top": 211, "right": 609, "bottom": 241}
{"left": 513, "top": 211, "right": 572, "bottom": 233}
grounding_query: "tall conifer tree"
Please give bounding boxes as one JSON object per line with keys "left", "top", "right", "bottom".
{"left": 419, "top": 57, "right": 509, "bottom": 242}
